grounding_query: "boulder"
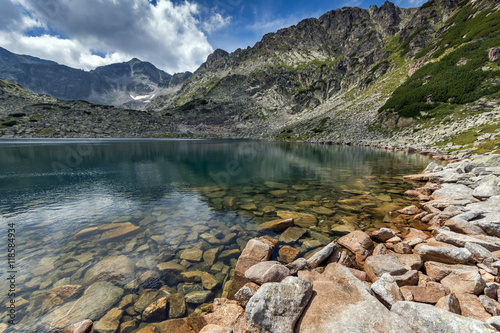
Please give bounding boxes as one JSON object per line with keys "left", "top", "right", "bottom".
{"left": 441, "top": 270, "right": 486, "bottom": 295}
{"left": 297, "top": 265, "right": 413, "bottom": 332}
{"left": 456, "top": 293, "right": 493, "bottom": 321}
{"left": 245, "top": 276, "right": 313, "bottom": 333}
{"left": 338, "top": 231, "right": 373, "bottom": 253}
{"left": 371, "top": 273, "right": 404, "bottom": 309}
{"left": 234, "top": 283, "right": 260, "bottom": 307}
{"left": 416, "top": 244, "right": 471, "bottom": 264}
{"left": 364, "top": 254, "right": 408, "bottom": 282}
{"left": 93, "top": 308, "right": 122, "bottom": 333}
{"left": 391, "top": 301, "right": 495, "bottom": 332}
{"left": 480, "top": 295, "right": 500, "bottom": 316}
{"left": 234, "top": 237, "right": 275, "bottom": 277}
{"left": 466, "top": 243, "right": 499, "bottom": 264}
{"left": 83, "top": 255, "right": 136, "bottom": 287}
{"left": 434, "top": 228, "right": 500, "bottom": 251}
{"left": 392, "top": 270, "right": 419, "bottom": 287}
{"left": 435, "top": 294, "right": 461, "bottom": 315}
{"left": 370, "top": 228, "right": 397, "bottom": 242}
{"left": 400, "top": 283, "right": 447, "bottom": 304}
{"left": 424, "top": 261, "right": 478, "bottom": 281}
{"left": 244, "top": 261, "right": 291, "bottom": 285}
{"left": 431, "top": 183, "right": 476, "bottom": 205}
{"left": 202, "top": 272, "right": 220, "bottom": 290}
{"left": 205, "top": 298, "right": 245, "bottom": 333}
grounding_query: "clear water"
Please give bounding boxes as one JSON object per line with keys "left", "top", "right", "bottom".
{"left": 0, "top": 139, "right": 432, "bottom": 332}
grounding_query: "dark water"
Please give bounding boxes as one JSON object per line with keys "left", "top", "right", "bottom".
{"left": 0, "top": 139, "right": 432, "bottom": 332}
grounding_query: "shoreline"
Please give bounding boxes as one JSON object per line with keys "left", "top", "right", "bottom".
{"left": 123, "top": 152, "right": 500, "bottom": 333}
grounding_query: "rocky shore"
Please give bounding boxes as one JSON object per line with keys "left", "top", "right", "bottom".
{"left": 47, "top": 153, "right": 499, "bottom": 333}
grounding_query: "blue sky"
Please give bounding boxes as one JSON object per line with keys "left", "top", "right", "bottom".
{"left": 0, "top": 0, "right": 426, "bottom": 73}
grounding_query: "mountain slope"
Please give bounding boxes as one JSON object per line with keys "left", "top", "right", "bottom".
{"left": 146, "top": 0, "right": 499, "bottom": 153}
{"left": 0, "top": 48, "right": 192, "bottom": 109}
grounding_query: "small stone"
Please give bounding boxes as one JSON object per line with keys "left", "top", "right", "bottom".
{"left": 373, "top": 243, "right": 388, "bottom": 256}
{"left": 142, "top": 297, "right": 168, "bottom": 322}
{"left": 119, "top": 319, "right": 137, "bottom": 333}
{"left": 393, "top": 270, "right": 419, "bottom": 287}
{"left": 168, "top": 293, "right": 186, "bottom": 318}
{"left": 397, "top": 205, "right": 421, "bottom": 215}
{"left": 63, "top": 319, "right": 93, "bottom": 333}
{"left": 180, "top": 248, "right": 203, "bottom": 262}
{"left": 485, "top": 283, "right": 500, "bottom": 300}
{"left": 394, "top": 242, "right": 412, "bottom": 254}
{"left": 139, "top": 270, "right": 162, "bottom": 289}
{"left": 480, "top": 295, "right": 500, "bottom": 316}
{"left": 202, "top": 272, "right": 219, "bottom": 290}
{"left": 185, "top": 290, "right": 212, "bottom": 304}
{"left": 257, "top": 218, "right": 293, "bottom": 232}
{"left": 203, "top": 248, "right": 220, "bottom": 266}
{"left": 240, "top": 203, "right": 257, "bottom": 211}
{"left": 276, "top": 211, "right": 317, "bottom": 228}
{"left": 364, "top": 254, "right": 408, "bottom": 282}
{"left": 278, "top": 245, "right": 300, "bottom": 263}
{"left": 311, "top": 207, "right": 334, "bottom": 216}
{"left": 234, "top": 237, "right": 275, "bottom": 277}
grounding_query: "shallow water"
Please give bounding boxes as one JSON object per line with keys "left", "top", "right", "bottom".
{"left": 0, "top": 139, "right": 432, "bottom": 331}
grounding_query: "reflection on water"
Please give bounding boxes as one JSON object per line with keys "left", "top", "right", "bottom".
{"left": 0, "top": 139, "right": 432, "bottom": 332}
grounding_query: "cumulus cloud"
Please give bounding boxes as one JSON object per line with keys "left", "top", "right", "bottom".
{"left": 0, "top": 0, "right": 230, "bottom": 73}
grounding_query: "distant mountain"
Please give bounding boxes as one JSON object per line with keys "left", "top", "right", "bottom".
{"left": 0, "top": 48, "right": 191, "bottom": 109}
{"left": 146, "top": 0, "right": 499, "bottom": 147}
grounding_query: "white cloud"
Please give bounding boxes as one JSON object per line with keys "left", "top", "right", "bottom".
{"left": 0, "top": 0, "right": 230, "bottom": 73}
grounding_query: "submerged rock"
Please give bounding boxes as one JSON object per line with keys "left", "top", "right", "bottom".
{"left": 83, "top": 255, "right": 136, "bottom": 287}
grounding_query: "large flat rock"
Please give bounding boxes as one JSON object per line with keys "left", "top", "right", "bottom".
{"left": 391, "top": 301, "right": 496, "bottom": 332}
{"left": 297, "top": 264, "right": 413, "bottom": 333}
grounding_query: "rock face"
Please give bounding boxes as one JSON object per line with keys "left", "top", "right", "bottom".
{"left": 245, "top": 276, "right": 313, "bottom": 333}
{"left": 391, "top": 301, "right": 496, "bottom": 332}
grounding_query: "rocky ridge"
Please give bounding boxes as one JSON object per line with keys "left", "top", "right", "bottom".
{"left": 0, "top": 48, "right": 192, "bottom": 109}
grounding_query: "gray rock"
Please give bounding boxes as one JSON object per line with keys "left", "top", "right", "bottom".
{"left": 234, "top": 283, "right": 259, "bottom": 307}
{"left": 306, "top": 240, "right": 337, "bottom": 269}
{"left": 485, "top": 283, "right": 500, "bottom": 301}
{"left": 470, "top": 212, "right": 500, "bottom": 238}
{"left": 245, "top": 276, "right": 313, "bottom": 333}
{"left": 42, "top": 282, "right": 124, "bottom": 330}
{"left": 473, "top": 175, "right": 500, "bottom": 199}
{"left": 466, "top": 243, "right": 499, "bottom": 263}
{"left": 480, "top": 295, "right": 500, "bottom": 316}
{"left": 392, "top": 270, "right": 419, "bottom": 287}
{"left": 445, "top": 217, "right": 484, "bottom": 235}
{"left": 431, "top": 183, "right": 476, "bottom": 205}
{"left": 434, "top": 228, "right": 500, "bottom": 251}
{"left": 286, "top": 257, "right": 308, "bottom": 275}
{"left": 391, "top": 301, "right": 496, "bottom": 332}
{"left": 416, "top": 244, "right": 472, "bottom": 264}
{"left": 371, "top": 273, "right": 404, "bottom": 309}
{"left": 244, "top": 261, "right": 291, "bottom": 284}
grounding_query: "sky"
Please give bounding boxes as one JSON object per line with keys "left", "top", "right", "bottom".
{"left": 0, "top": 0, "right": 427, "bottom": 74}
